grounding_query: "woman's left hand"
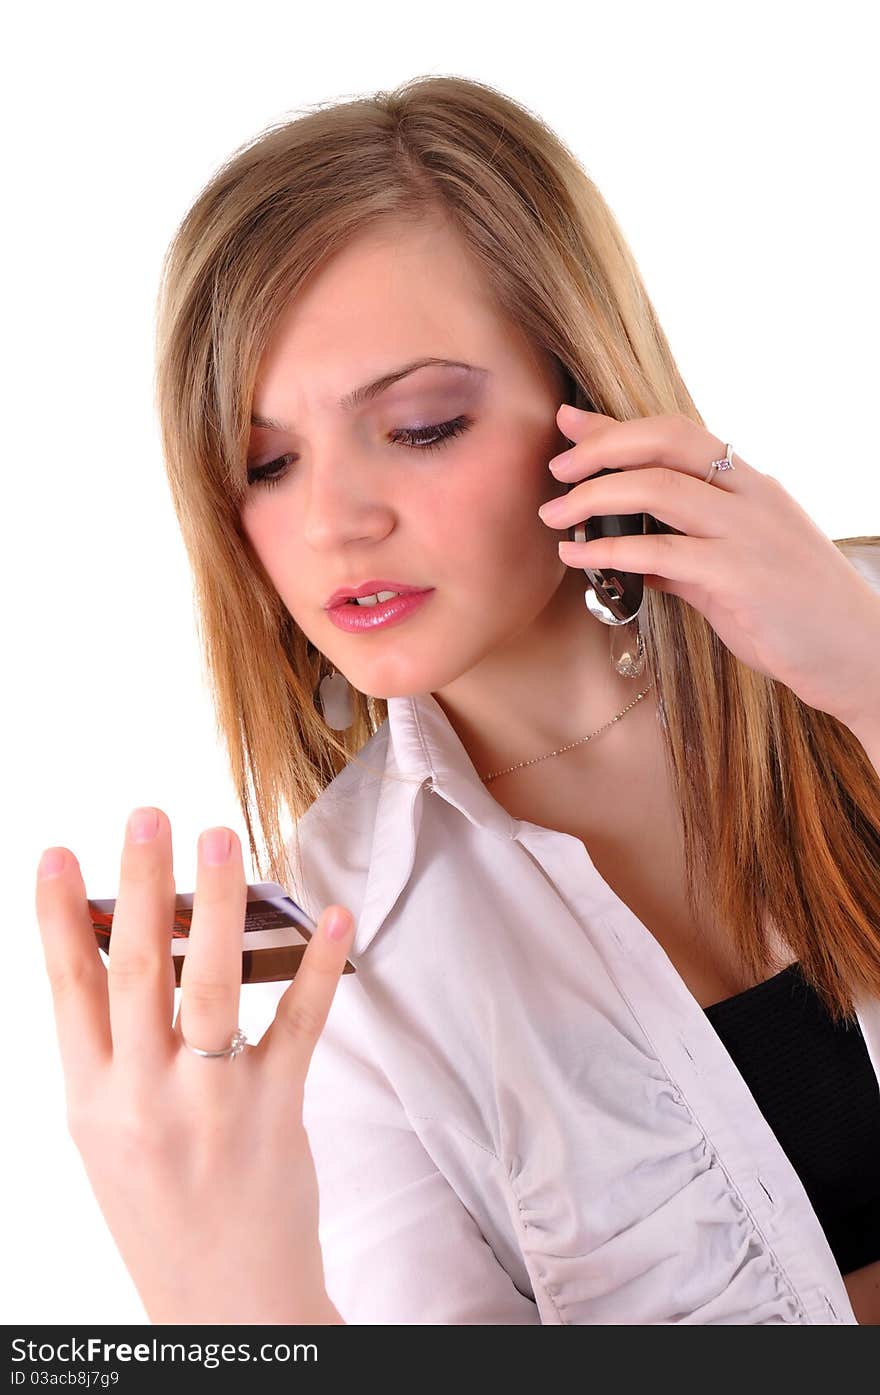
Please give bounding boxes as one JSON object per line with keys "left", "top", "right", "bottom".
{"left": 537, "top": 405, "right": 880, "bottom": 737}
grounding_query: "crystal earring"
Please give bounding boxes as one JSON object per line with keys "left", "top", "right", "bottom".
{"left": 582, "top": 578, "right": 647, "bottom": 679}
{"left": 315, "top": 665, "right": 355, "bottom": 730}
{"left": 609, "top": 613, "right": 647, "bottom": 679}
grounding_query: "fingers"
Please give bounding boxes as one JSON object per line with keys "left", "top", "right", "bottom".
{"left": 253, "top": 905, "right": 356, "bottom": 1077}
{"left": 35, "top": 845, "right": 112, "bottom": 1101}
{"left": 175, "top": 826, "right": 247, "bottom": 1057}
{"left": 548, "top": 413, "right": 748, "bottom": 492}
{"left": 105, "top": 808, "right": 178, "bottom": 1073}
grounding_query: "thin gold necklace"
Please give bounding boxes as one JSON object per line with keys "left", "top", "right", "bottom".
{"left": 480, "top": 677, "right": 656, "bottom": 784}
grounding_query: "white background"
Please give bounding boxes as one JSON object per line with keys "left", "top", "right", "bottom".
{"left": 3, "top": 0, "right": 878, "bottom": 1324}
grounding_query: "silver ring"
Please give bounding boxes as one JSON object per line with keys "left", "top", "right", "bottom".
{"left": 181, "top": 1027, "right": 248, "bottom": 1060}
{"left": 703, "top": 441, "right": 737, "bottom": 483}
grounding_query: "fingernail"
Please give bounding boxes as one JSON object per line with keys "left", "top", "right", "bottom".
{"left": 325, "top": 908, "right": 351, "bottom": 941}
{"left": 38, "top": 848, "right": 66, "bottom": 879}
{"left": 128, "top": 808, "right": 159, "bottom": 843}
{"left": 201, "top": 827, "right": 231, "bottom": 865}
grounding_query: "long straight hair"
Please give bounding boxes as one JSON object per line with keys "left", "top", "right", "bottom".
{"left": 153, "top": 74, "right": 880, "bottom": 1025}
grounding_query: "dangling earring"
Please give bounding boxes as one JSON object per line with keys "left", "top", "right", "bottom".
{"left": 609, "top": 613, "right": 647, "bottom": 679}
{"left": 315, "top": 664, "right": 355, "bottom": 730}
{"left": 583, "top": 579, "right": 647, "bottom": 680}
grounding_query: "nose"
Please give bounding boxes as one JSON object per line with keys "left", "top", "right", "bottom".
{"left": 300, "top": 451, "right": 395, "bottom": 552}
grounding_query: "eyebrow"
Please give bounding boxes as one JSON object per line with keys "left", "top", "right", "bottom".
{"left": 250, "top": 357, "right": 487, "bottom": 432}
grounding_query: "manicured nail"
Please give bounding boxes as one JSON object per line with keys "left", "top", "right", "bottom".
{"left": 38, "top": 848, "right": 66, "bottom": 879}
{"left": 128, "top": 808, "right": 159, "bottom": 842}
{"left": 548, "top": 450, "right": 572, "bottom": 472}
{"left": 558, "top": 540, "right": 583, "bottom": 559}
{"left": 201, "top": 827, "right": 231, "bottom": 864}
{"left": 324, "top": 908, "right": 351, "bottom": 941}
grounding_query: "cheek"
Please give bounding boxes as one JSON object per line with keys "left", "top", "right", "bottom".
{"left": 472, "top": 417, "right": 561, "bottom": 510}
{"left": 428, "top": 439, "right": 558, "bottom": 576}
{"left": 240, "top": 506, "right": 305, "bottom": 597}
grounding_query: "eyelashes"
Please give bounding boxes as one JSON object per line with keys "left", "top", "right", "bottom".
{"left": 246, "top": 414, "right": 474, "bottom": 491}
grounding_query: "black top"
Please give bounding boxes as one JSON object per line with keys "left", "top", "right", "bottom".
{"left": 703, "top": 962, "right": 880, "bottom": 1275}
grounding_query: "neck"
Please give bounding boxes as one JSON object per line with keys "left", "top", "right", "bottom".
{"left": 431, "top": 567, "right": 660, "bottom": 785}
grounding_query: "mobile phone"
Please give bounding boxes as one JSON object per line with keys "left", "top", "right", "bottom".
{"left": 562, "top": 378, "right": 652, "bottom": 624}
{"left": 88, "top": 881, "right": 357, "bottom": 986}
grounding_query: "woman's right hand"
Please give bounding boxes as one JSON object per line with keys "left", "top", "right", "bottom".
{"left": 34, "top": 806, "right": 351, "bottom": 1325}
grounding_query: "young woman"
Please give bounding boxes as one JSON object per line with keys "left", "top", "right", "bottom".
{"left": 35, "top": 75, "right": 880, "bottom": 1325}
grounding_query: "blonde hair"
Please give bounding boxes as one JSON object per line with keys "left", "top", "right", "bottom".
{"left": 153, "top": 74, "right": 880, "bottom": 1024}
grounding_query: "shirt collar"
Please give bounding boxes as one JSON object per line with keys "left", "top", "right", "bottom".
{"left": 352, "top": 692, "right": 517, "bottom": 956}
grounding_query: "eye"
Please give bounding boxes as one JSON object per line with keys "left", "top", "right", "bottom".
{"left": 245, "top": 414, "right": 473, "bottom": 491}
{"left": 388, "top": 414, "right": 473, "bottom": 452}
{"left": 246, "top": 454, "right": 295, "bottom": 491}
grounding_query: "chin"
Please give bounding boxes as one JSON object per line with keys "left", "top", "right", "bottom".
{"left": 331, "top": 601, "right": 515, "bottom": 699}
{"left": 357, "top": 671, "right": 451, "bottom": 702}
{"left": 346, "top": 649, "right": 472, "bottom": 703}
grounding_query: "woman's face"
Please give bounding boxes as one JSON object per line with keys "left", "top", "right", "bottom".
{"left": 240, "top": 217, "right": 573, "bottom": 699}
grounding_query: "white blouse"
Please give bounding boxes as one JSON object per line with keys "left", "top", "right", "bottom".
{"left": 239, "top": 690, "right": 880, "bottom": 1324}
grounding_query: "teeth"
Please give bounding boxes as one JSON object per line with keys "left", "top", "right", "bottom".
{"left": 353, "top": 590, "right": 400, "bottom": 606}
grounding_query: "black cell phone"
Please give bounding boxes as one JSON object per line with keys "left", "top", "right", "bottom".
{"left": 561, "top": 377, "right": 657, "bottom": 624}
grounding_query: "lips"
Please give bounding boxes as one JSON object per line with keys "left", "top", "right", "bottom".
{"left": 324, "top": 579, "right": 432, "bottom": 609}
{"left": 326, "top": 588, "right": 435, "bottom": 633}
